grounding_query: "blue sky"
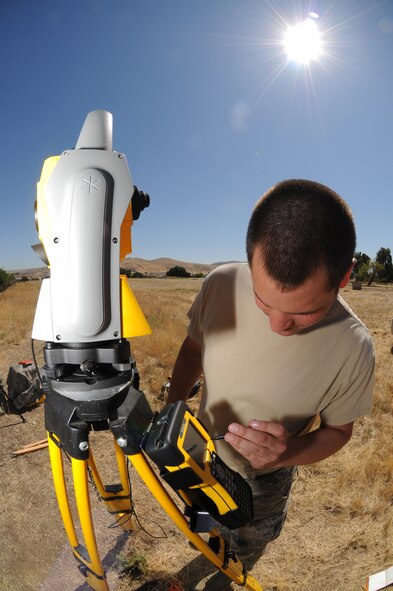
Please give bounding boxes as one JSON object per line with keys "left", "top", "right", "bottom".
{"left": 1, "top": 0, "right": 392, "bottom": 271}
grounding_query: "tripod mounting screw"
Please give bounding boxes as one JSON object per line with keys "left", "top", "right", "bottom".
{"left": 79, "top": 441, "right": 89, "bottom": 451}
{"left": 116, "top": 437, "right": 128, "bottom": 448}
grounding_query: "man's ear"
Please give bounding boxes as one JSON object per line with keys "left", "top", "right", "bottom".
{"left": 339, "top": 261, "right": 355, "bottom": 289}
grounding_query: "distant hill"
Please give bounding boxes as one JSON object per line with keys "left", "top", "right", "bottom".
{"left": 119, "top": 257, "right": 219, "bottom": 276}
{"left": 9, "top": 257, "right": 240, "bottom": 279}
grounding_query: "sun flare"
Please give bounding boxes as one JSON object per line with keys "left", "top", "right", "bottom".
{"left": 284, "top": 17, "right": 322, "bottom": 64}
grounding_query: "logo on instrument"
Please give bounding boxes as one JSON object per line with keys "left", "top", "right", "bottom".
{"left": 82, "top": 175, "right": 100, "bottom": 194}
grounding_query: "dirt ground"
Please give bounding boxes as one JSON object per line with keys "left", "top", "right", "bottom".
{"left": 0, "top": 280, "right": 392, "bottom": 591}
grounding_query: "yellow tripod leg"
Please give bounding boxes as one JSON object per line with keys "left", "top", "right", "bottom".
{"left": 128, "top": 452, "right": 262, "bottom": 591}
{"left": 87, "top": 442, "right": 133, "bottom": 531}
{"left": 48, "top": 433, "right": 79, "bottom": 548}
{"left": 72, "top": 457, "right": 109, "bottom": 591}
{"left": 47, "top": 433, "right": 109, "bottom": 591}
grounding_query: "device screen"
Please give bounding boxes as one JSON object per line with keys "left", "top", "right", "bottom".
{"left": 182, "top": 421, "right": 207, "bottom": 470}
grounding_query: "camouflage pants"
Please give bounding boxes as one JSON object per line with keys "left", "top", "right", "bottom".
{"left": 217, "top": 467, "right": 296, "bottom": 570}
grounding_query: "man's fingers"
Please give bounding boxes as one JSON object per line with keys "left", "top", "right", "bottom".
{"left": 224, "top": 431, "right": 269, "bottom": 460}
{"left": 228, "top": 420, "right": 288, "bottom": 440}
{"left": 227, "top": 422, "right": 273, "bottom": 447}
{"left": 225, "top": 422, "right": 287, "bottom": 454}
{"left": 224, "top": 421, "right": 288, "bottom": 469}
{"left": 248, "top": 419, "right": 289, "bottom": 439}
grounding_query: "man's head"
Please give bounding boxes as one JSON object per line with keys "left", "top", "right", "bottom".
{"left": 246, "top": 179, "right": 356, "bottom": 335}
{"left": 247, "top": 179, "right": 356, "bottom": 290}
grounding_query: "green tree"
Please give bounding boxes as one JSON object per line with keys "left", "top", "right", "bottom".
{"left": 166, "top": 266, "right": 190, "bottom": 278}
{"left": 356, "top": 262, "right": 371, "bottom": 282}
{"left": 353, "top": 252, "right": 370, "bottom": 279}
{"left": 366, "top": 260, "right": 384, "bottom": 286}
{"left": 375, "top": 247, "right": 393, "bottom": 282}
{"left": 120, "top": 267, "right": 132, "bottom": 278}
{"left": 0, "top": 269, "right": 15, "bottom": 292}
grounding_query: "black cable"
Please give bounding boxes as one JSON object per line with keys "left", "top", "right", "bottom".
{"left": 85, "top": 455, "right": 167, "bottom": 538}
{"left": 108, "top": 512, "right": 133, "bottom": 529}
{"left": 124, "top": 458, "right": 168, "bottom": 539}
{"left": 31, "top": 338, "right": 44, "bottom": 393}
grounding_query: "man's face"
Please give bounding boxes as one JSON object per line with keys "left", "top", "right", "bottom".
{"left": 250, "top": 252, "right": 338, "bottom": 336}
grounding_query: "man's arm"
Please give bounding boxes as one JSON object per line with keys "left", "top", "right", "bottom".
{"left": 224, "top": 420, "right": 354, "bottom": 470}
{"left": 167, "top": 336, "right": 203, "bottom": 403}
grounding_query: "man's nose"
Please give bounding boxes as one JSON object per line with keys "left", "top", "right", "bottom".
{"left": 269, "top": 311, "right": 294, "bottom": 333}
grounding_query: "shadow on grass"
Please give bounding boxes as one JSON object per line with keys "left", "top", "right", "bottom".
{"left": 73, "top": 531, "right": 130, "bottom": 591}
{"left": 131, "top": 553, "right": 215, "bottom": 591}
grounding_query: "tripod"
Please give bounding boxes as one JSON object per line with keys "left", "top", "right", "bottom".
{"left": 32, "top": 110, "right": 262, "bottom": 591}
{"left": 42, "top": 339, "right": 261, "bottom": 590}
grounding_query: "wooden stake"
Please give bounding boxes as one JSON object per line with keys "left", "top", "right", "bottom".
{"left": 13, "top": 438, "right": 49, "bottom": 456}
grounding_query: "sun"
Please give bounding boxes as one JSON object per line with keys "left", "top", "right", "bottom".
{"left": 283, "top": 17, "right": 322, "bottom": 65}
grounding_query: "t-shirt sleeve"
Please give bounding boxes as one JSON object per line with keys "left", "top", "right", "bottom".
{"left": 319, "top": 355, "right": 375, "bottom": 425}
{"left": 187, "top": 268, "right": 224, "bottom": 346}
{"left": 187, "top": 276, "right": 210, "bottom": 346}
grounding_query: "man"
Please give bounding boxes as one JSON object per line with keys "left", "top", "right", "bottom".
{"left": 167, "top": 179, "right": 375, "bottom": 591}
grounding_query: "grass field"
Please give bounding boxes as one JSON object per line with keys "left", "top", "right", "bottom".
{"left": 0, "top": 278, "right": 392, "bottom": 591}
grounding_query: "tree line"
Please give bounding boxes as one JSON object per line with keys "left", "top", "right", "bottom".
{"left": 353, "top": 247, "right": 393, "bottom": 285}
{"left": 121, "top": 266, "right": 205, "bottom": 279}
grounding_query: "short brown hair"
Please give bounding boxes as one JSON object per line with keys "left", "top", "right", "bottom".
{"left": 246, "top": 179, "right": 356, "bottom": 290}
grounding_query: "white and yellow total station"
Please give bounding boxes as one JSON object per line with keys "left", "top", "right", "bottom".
{"left": 31, "top": 110, "right": 262, "bottom": 591}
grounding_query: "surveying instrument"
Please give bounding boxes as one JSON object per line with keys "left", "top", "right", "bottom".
{"left": 32, "top": 110, "right": 262, "bottom": 591}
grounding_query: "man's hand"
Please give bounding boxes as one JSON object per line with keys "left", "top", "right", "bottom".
{"left": 224, "top": 419, "right": 354, "bottom": 470}
{"left": 224, "top": 420, "right": 289, "bottom": 470}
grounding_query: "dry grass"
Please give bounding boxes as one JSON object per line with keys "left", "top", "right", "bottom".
{"left": 0, "top": 279, "right": 392, "bottom": 591}
{"left": 0, "top": 281, "right": 41, "bottom": 342}
{"left": 129, "top": 278, "right": 203, "bottom": 409}
{"left": 0, "top": 281, "right": 42, "bottom": 377}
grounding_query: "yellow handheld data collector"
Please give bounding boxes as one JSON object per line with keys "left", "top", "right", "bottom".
{"left": 143, "top": 401, "right": 253, "bottom": 531}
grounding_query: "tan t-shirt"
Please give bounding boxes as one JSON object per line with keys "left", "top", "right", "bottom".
{"left": 188, "top": 263, "right": 375, "bottom": 477}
